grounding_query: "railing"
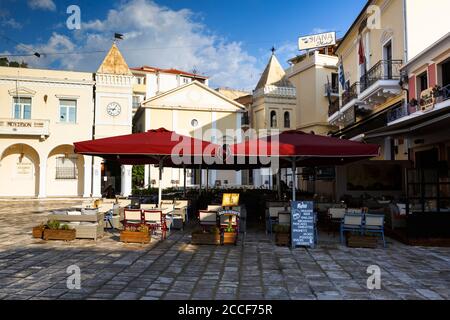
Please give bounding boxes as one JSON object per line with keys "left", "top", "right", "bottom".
{"left": 387, "top": 84, "right": 450, "bottom": 123}
{"left": 253, "top": 85, "right": 296, "bottom": 98}
{"left": 328, "top": 99, "right": 340, "bottom": 117}
{"left": 324, "top": 83, "right": 339, "bottom": 96}
{"left": 360, "top": 60, "right": 402, "bottom": 92}
{"left": 387, "top": 104, "right": 408, "bottom": 123}
{"left": 0, "top": 118, "right": 50, "bottom": 136}
{"left": 341, "top": 82, "right": 359, "bottom": 107}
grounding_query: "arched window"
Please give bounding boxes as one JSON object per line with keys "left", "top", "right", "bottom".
{"left": 284, "top": 111, "right": 290, "bottom": 128}
{"left": 270, "top": 111, "right": 277, "bottom": 128}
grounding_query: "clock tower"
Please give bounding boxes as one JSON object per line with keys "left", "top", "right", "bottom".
{"left": 93, "top": 42, "right": 133, "bottom": 197}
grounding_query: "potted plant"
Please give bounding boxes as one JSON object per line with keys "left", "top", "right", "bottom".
{"left": 273, "top": 224, "right": 290, "bottom": 246}
{"left": 432, "top": 85, "right": 443, "bottom": 103}
{"left": 43, "top": 220, "right": 76, "bottom": 241}
{"left": 222, "top": 226, "right": 238, "bottom": 245}
{"left": 120, "top": 224, "right": 151, "bottom": 244}
{"left": 32, "top": 223, "right": 46, "bottom": 239}
{"left": 191, "top": 227, "right": 221, "bottom": 245}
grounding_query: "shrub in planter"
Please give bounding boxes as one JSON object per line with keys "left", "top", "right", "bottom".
{"left": 43, "top": 221, "right": 76, "bottom": 241}
{"left": 191, "top": 227, "right": 221, "bottom": 245}
{"left": 32, "top": 223, "right": 46, "bottom": 239}
{"left": 120, "top": 224, "right": 151, "bottom": 244}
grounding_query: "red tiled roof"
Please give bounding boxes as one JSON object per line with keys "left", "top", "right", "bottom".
{"left": 130, "top": 65, "right": 208, "bottom": 79}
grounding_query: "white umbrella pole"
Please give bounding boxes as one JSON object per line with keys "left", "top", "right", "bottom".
{"left": 158, "top": 160, "right": 163, "bottom": 207}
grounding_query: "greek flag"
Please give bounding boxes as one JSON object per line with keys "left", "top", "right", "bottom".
{"left": 338, "top": 56, "right": 346, "bottom": 91}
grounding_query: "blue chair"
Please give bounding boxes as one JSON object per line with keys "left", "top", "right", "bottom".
{"left": 104, "top": 209, "right": 114, "bottom": 229}
{"left": 340, "top": 214, "right": 364, "bottom": 245}
{"left": 267, "top": 207, "right": 284, "bottom": 235}
{"left": 364, "top": 214, "right": 386, "bottom": 248}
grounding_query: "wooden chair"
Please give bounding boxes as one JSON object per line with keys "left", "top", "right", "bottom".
{"left": 121, "top": 209, "right": 142, "bottom": 230}
{"left": 364, "top": 214, "right": 386, "bottom": 248}
{"left": 199, "top": 210, "right": 218, "bottom": 230}
{"left": 340, "top": 214, "right": 364, "bottom": 245}
{"left": 143, "top": 210, "right": 167, "bottom": 239}
{"left": 267, "top": 207, "right": 285, "bottom": 234}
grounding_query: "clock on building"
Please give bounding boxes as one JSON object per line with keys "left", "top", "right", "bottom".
{"left": 106, "top": 102, "right": 121, "bottom": 117}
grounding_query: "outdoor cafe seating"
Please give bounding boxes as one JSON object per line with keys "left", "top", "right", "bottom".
{"left": 340, "top": 212, "right": 386, "bottom": 247}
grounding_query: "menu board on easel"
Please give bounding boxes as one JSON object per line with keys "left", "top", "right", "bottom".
{"left": 222, "top": 193, "right": 239, "bottom": 207}
{"left": 291, "top": 201, "right": 315, "bottom": 248}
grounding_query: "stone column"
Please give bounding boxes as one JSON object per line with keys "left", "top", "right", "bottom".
{"left": 121, "top": 165, "right": 132, "bottom": 197}
{"left": 92, "top": 157, "right": 102, "bottom": 198}
{"left": 37, "top": 157, "right": 47, "bottom": 198}
{"left": 83, "top": 155, "right": 92, "bottom": 198}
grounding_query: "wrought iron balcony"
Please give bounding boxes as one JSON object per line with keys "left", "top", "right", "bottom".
{"left": 359, "top": 60, "right": 402, "bottom": 93}
{"left": 328, "top": 99, "right": 340, "bottom": 117}
{"left": 387, "top": 104, "right": 408, "bottom": 123}
{"left": 341, "top": 82, "right": 359, "bottom": 107}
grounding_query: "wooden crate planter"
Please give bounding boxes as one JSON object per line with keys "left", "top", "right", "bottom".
{"left": 222, "top": 231, "right": 238, "bottom": 245}
{"left": 43, "top": 229, "right": 76, "bottom": 241}
{"left": 347, "top": 235, "right": 378, "bottom": 248}
{"left": 275, "top": 233, "right": 290, "bottom": 246}
{"left": 191, "top": 232, "right": 221, "bottom": 245}
{"left": 32, "top": 226, "right": 45, "bottom": 239}
{"left": 120, "top": 230, "right": 151, "bottom": 244}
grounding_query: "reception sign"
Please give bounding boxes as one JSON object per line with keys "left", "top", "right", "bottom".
{"left": 291, "top": 201, "right": 315, "bottom": 248}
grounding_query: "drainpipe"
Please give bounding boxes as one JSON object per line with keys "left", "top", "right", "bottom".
{"left": 402, "top": 0, "right": 409, "bottom": 63}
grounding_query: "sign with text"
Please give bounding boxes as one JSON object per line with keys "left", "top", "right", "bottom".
{"left": 298, "top": 32, "right": 336, "bottom": 51}
{"left": 291, "top": 201, "right": 315, "bottom": 248}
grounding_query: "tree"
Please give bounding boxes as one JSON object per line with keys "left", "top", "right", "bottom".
{"left": 0, "top": 57, "right": 28, "bottom": 68}
{"left": 132, "top": 165, "right": 145, "bottom": 188}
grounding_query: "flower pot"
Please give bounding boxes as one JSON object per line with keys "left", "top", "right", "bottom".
{"left": 32, "top": 226, "right": 45, "bottom": 239}
{"left": 120, "top": 230, "right": 151, "bottom": 244}
{"left": 191, "top": 232, "right": 221, "bottom": 245}
{"left": 275, "top": 233, "right": 290, "bottom": 246}
{"left": 43, "top": 229, "right": 76, "bottom": 241}
{"left": 222, "top": 231, "right": 237, "bottom": 245}
{"left": 347, "top": 235, "right": 378, "bottom": 248}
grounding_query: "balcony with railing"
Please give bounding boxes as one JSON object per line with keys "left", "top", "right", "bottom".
{"left": 341, "top": 82, "right": 359, "bottom": 107}
{"left": 387, "top": 84, "right": 450, "bottom": 124}
{"left": 358, "top": 59, "right": 403, "bottom": 106}
{"left": 328, "top": 99, "right": 340, "bottom": 117}
{"left": 324, "top": 83, "right": 339, "bottom": 97}
{"left": 0, "top": 118, "right": 50, "bottom": 137}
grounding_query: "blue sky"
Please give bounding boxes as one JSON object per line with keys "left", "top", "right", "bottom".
{"left": 0, "top": 0, "right": 367, "bottom": 89}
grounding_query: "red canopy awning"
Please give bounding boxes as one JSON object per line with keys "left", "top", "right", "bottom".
{"left": 230, "top": 130, "right": 380, "bottom": 166}
{"left": 74, "top": 128, "right": 219, "bottom": 166}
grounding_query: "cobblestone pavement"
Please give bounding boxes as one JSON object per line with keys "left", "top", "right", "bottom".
{"left": 0, "top": 200, "right": 449, "bottom": 300}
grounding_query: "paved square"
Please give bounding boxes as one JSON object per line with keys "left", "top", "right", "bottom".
{"left": 0, "top": 200, "right": 449, "bottom": 300}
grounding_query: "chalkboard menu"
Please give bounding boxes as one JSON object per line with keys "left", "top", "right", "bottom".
{"left": 291, "top": 201, "right": 315, "bottom": 248}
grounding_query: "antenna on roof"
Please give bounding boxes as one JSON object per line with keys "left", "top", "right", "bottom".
{"left": 271, "top": 46, "right": 276, "bottom": 55}
{"left": 191, "top": 66, "right": 198, "bottom": 75}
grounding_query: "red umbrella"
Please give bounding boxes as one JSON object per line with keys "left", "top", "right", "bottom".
{"left": 74, "top": 128, "right": 220, "bottom": 204}
{"left": 230, "top": 130, "right": 380, "bottom": 200}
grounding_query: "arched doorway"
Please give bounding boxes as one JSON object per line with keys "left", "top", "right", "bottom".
{"left": 46, "top": 145, "right": 85, "bottom": 197}
{"left": 0, "top": 144, "right": 40, "bottom": 197}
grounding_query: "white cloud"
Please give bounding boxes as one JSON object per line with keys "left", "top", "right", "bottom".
{"left": 19, "top": 0, "right": 262, "bottom": 90}
{"left": 1, "top": 17, "right": 22, "bottom": 29}
{"left": 28, "top": 0, "right": 56, "bottom": 11}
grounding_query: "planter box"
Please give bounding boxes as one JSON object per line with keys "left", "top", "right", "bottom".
{"left": 222, "top": 231, "right": 237, "bottom": 245}
{"left": 120, "top": 230, "right": 151, "bottom": 244}
{"left": 32, "top": 226, "right": 45, "bottom": 239}
{"left": 275, "top": 233, "right": 290, "bottom": 246}
{"left": 347, "top": 235, "right": 378, "bottom": 248}
{"left": 43, "top": 229, "right": 76, "bottom": 241}
{"left": 191, "top": 232, "right": 221, "bottom": 245}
